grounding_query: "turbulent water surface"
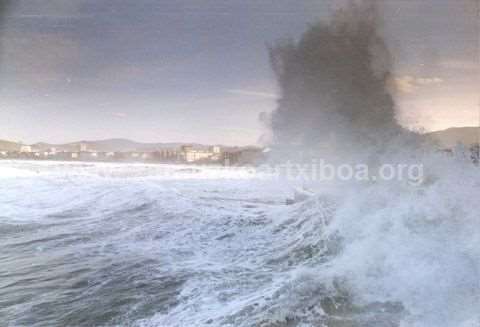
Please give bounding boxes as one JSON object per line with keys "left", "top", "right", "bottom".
{"left": 1, "top": 160, "right": 479, "bottom": 327}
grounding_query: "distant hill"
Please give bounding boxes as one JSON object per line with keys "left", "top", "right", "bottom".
{"left": 31, "top": 139, "right": 236, "bottom": 152}
{"left": 2, "top": 129, "right": 477, "bottom": 153}
{"left": 426, "top": 127, "right": 479, "bottom": 149}
{"left": 0, "top": 137, "right": 257, "bottom": 153}
{"left": 0, "top": 140, "right": 21, "bottom": 151}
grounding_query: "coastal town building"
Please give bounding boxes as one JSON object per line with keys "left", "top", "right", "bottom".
{"left": 20, "top": 145, "right": 32, "bottom": 153}
{"left": 0, "top": 143, "right": 270, "bottom": 166}
{"left": 180, "top": 145, "right": 221, "bottom": 163}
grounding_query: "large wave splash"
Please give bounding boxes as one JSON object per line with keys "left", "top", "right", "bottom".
{"left": 265, "top": 1, "right": 410, "bottom": 163}
{"left": 254, "top": 0, "right": 480, "bottom": 326}
{"left": 135, "top": 154, "right": 478, "bottom": 327}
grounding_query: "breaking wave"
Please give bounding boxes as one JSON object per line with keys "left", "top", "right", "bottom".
{"left": 0, "top": 157, "right": 478, "bottom": 327}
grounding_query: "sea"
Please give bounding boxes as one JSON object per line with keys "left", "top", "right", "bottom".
{"left": 0, "top": 159, "right": 479, "bottom": 327}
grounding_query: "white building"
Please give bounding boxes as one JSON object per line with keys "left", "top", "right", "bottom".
{"left": 20, "top": 145, "right": 32, "bottom": 153}
{"left": 184, "top": 150, "right": 214, "bottom": 163}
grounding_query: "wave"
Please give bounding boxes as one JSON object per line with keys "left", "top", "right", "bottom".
{"left": 0, "top": 156, "right": 479, "bottom": 327}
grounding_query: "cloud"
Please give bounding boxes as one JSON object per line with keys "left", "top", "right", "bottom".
{"left": 392, "top": 76, "right": 416, "bottom": 94}
{"left": 12, "top": 1, "right": 84, "bottom": 19}
{"left": 392, "top": 75, "right": 444, "bottom": 94}
{"left": 226, "top": 89, "right": 277, "bottom": 99}
{"left": 1, "top": 31, "right": 82, "bottom": 90}
{"left": 415, "top": 77, "right": 444, "bottom": 85}
{"left": 112, "top": 112, "right": 127, "bottom": 118}
{"left": 440, "top": 60, "right": 478, "bottom": 71}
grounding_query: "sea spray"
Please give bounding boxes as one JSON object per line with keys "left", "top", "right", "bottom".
{"left": 257, "top": 0, "right": 480, "bottom": 326}
{"left": 265, "top": 0, "right": 409, "bottom": 165}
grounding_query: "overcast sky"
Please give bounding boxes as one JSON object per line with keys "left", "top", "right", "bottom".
{"left": 0, "top": 0, "right": 478, "bottom": 145}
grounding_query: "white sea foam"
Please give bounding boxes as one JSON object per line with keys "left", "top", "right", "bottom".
{"left": 0, "top": 157, "right": 478, "bottom": 327}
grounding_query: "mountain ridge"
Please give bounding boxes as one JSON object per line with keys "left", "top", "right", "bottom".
{"left": 0, "top": 138, "right": 252, "bottom": 152}
{"left": 0, "top": 140, "right": 21, "bottom": 151}
{"left": 426, "top": 126, "right": 479, "bottom": 148}
{"left": 1, "top": 127, "right": 478, "bottom": 152}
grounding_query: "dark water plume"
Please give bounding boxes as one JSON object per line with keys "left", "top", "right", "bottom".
{"left": 265, "top": 0, "right": 408, "bottom": 161}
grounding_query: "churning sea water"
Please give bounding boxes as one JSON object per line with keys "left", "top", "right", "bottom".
{"left": 0, "top": 160, "right": 479, "bottom": 327}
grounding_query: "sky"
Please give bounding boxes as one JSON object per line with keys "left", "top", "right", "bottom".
{"left": 0, "top": 0, "right": 478, "bottom": 145}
